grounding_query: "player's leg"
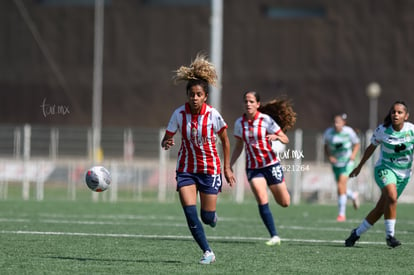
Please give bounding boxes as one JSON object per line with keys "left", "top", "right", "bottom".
{"left": 345, "top": 195, "right": 385, "bottom": 247}
{"left": 383, "top": 183, "right": 398, "bottom": 220}
{"left": 250, "top": 177, "right": 269, "bottom": 205}
{"left": 336, "top": 173, "right": 348, "bottom": 221}
{"left": 198, "top": 173, "right": 222, "bottom": 228}
{"left": 382, "top": 183, "right": 401, "bottom": 247}
{"left": 269, "top": 181, "right": 290, "bottom": 208}
{"left": 197, "top": 174, "right": 222, "bottom": 264}
{"left": 345, "top": 162, "right": 359, "bottom": 209}
{"left": 346, "top": 167, "right": 400, "bottom": 247}
{"left": 197, "top": 193, "right": 218, "bottom": 264}
{"left": 199, "top": 192, "right": 218, "bottom": 227}
{"left": 250, "top": 177, "right": 280, "bottom": 245}
{"left": 179, "top": 184, "right": 212, "bottom": 259}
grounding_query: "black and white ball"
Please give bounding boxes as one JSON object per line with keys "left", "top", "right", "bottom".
{"left": 85, "top": 166, "right": 111, "bottom": 192}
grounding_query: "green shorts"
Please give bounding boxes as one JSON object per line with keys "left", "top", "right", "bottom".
{"left": 332, "top": 161, "right": 354, "bottom": 181}
{"left": 374, "top": 165, "right": 409, "bottom": 198}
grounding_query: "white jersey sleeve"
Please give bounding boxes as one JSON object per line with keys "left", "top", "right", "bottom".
{"left": 165, "top": 105, "right": 184, "bottom": 135}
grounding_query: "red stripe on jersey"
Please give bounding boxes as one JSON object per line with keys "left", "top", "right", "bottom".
{"left": 201, "top": 112, "right": 210, "bottom": 173}
{"left": 204, "top": 112, "right": 219, "bottom": 174}
{"left": 178, "top": 111, "right": 188, "bottom": 172}
{"left": 241, "top": 116, "right": 257, "bottom": 169}
{"left": 191, "top": 113, "right": 204, "bottom": 173}
{"left": 257, "top": 117, "right": 277, "bottom": 165}
{"left": 174, "top": 104, "right": 222, "bottom": 174}
{"left": 240, "top": 113, "right": 278, "bottom": 169}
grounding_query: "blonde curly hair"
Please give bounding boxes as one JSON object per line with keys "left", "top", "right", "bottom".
{"left": 173, "top": 53, "right": 218, "bottom": 86}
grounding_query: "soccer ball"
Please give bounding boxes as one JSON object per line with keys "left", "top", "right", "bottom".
{"left": 85, "top": 166, "right": 111, "bottom": 192}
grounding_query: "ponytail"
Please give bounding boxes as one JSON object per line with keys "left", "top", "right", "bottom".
{"left": 259, "top": 97, "right": 297, "bottom": 132}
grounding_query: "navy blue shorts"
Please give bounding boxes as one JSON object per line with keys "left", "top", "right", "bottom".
{"left": 246, "top": 162, "right": 284, "bottom": 186}
{"left": 176, "top": 172, "right": 222, "bottom": 194}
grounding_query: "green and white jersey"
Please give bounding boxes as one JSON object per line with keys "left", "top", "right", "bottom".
{"left": 323, "top": 126, "right": 360, "bottom": 168}
{"left": 371, "top": 122, "right": 414, "bottom": 180}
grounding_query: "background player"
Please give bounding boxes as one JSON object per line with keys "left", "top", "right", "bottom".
{"left": 230, "top": 91, "right": 296, "bottom": 246}
{"left": 323, "top": 113, "right": 360, "bottom": 221}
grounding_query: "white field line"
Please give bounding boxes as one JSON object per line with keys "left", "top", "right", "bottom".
{"left": 1, "top": 217, "right": 414, "bottom": 236}
{"left": 0, "top": 229, "right": 390, "bottom": 245}
{"left": 8, "top": 212, "right": 414, "bottom": 226}
{"left": 1, "top": 213, "right": 414, "bottom": 245}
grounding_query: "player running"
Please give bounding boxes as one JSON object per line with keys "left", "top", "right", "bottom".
{"left": 345, "top": 100, "right": 414, "bottom": 248}
{"left": 161, "top": 53, "right": 235, "bottom": 264}
{"left": 230, "top": 91, "right": 296, "bottom": 246}
{"left": 323, "top": 113, "right": 361, "bottom": 222}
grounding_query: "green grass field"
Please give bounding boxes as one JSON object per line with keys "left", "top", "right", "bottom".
{"left": 1, "top": 198, "right": 414, "bottom": 274}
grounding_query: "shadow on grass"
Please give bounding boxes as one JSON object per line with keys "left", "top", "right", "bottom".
{"left": 46, "top": 256, "right": 182, "bottom": 264}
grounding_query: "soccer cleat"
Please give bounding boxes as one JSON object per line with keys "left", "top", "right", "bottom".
{"left": 352, "top": 192, "right": 360, "bottom": 210}
{"left": 386, "top": 235, "right": 401, "bottom": 248}
{"left": 345, "top": 229, "right": 360, "bottom": 247}
{"left": 336, "top": 215, "right": 346, "bottom": 222}
{"left": 266, "top": 235, "right": 281, "bottom": 246}
{"left": 199, "top": 250, "right": 216, "bottom": 264}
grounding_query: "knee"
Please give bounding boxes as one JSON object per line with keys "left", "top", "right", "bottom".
{"left": 200, "top": 209, "right": 216, "bottom": 225}
{"left": 385, "top": 194, "right": 398, "bottom": 205}
{"left": 183, "top": 205, "right": 198, "bottom": 225}
{"left": 276, "top": 195, "right": 290, "bottom": 208}
{"left": 279, "top": 199, "right": 290, "bottom": 208}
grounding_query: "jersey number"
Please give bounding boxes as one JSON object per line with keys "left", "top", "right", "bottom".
{"left": 211, "top": 175, "right": 222, "bottom": 190}
{"left": 271, "top": 165, "right": 283, "bottom": 181}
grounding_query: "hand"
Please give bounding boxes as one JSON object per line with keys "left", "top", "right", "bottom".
{"left": 328, "top": 156, "right": 337, "bottom": 164}
{"left": 223, "top": 167, "right": 236, "bottom": 187}
{"left": 349, "top": 166, "right": 361, "bottom": 178}
{"left": 266, "top": 134, "right": 278, "bottom": 142}
{"left": 162, "top": 137, "right": 175, "bottom": 150}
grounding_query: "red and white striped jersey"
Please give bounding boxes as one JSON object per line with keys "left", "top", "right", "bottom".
{"left": 165, "top": 103, "right": 227, "bottom": 174}
{"left": 234, "top": 112, "right": 281, "bottom": 169}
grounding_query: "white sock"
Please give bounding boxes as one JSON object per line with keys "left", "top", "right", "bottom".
{"left": 338, "top": 194, "right": 347, "bottom": 216}
{"left": 384, "top": 219, "right": 396, "bottom": 237}
{"left": 356, "top": 219, "right": 372, "bottom": 236}
{"left": 346, "top": 189, "right": 354, "bottom": 200}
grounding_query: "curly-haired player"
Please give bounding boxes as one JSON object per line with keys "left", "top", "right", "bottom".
{"left": 230, "top": 91, "right": 296, "bottom": 246}
{"left": 161, "top": 53, "right": 236, "bottom": 264}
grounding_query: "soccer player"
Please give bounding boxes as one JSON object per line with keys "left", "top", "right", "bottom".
{"left": 230, "top": 91, "right": 296, "bottom": 246}
{"left": 161, "top": 54, "right": 236, "bottom": 264}
{"left": 323, "top": 113, "right": 361, "bottom": 222}
{"left": 345, "top": 100, "right": 414, "bottom": 248}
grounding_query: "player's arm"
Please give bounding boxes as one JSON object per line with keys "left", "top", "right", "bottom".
{"left": 230, "top": 138, "right": 244, "bottom": 168}
{"left": 161, "top": 132, "right": 175, "bottom": 150}
{"left": 275, "top": 129, "right": 289, "bottom": 144}
{"left": 218, "top": 128, "right": 236, "bottom": 186}
{"left": 349, "top": 144, "right": 377, "bottom": 177}
{"left": 350, "top": 142, "right": 360, "bottom": 161}
{"left": 266, "top": 129, "right": 289, "bottom": 144}
{"left": 324, "top": 143, "right": 336, "bottom": 164}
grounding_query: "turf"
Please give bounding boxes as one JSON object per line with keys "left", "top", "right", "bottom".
{"left": 1, "top": 199, "right": 414, "bottom": 274}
